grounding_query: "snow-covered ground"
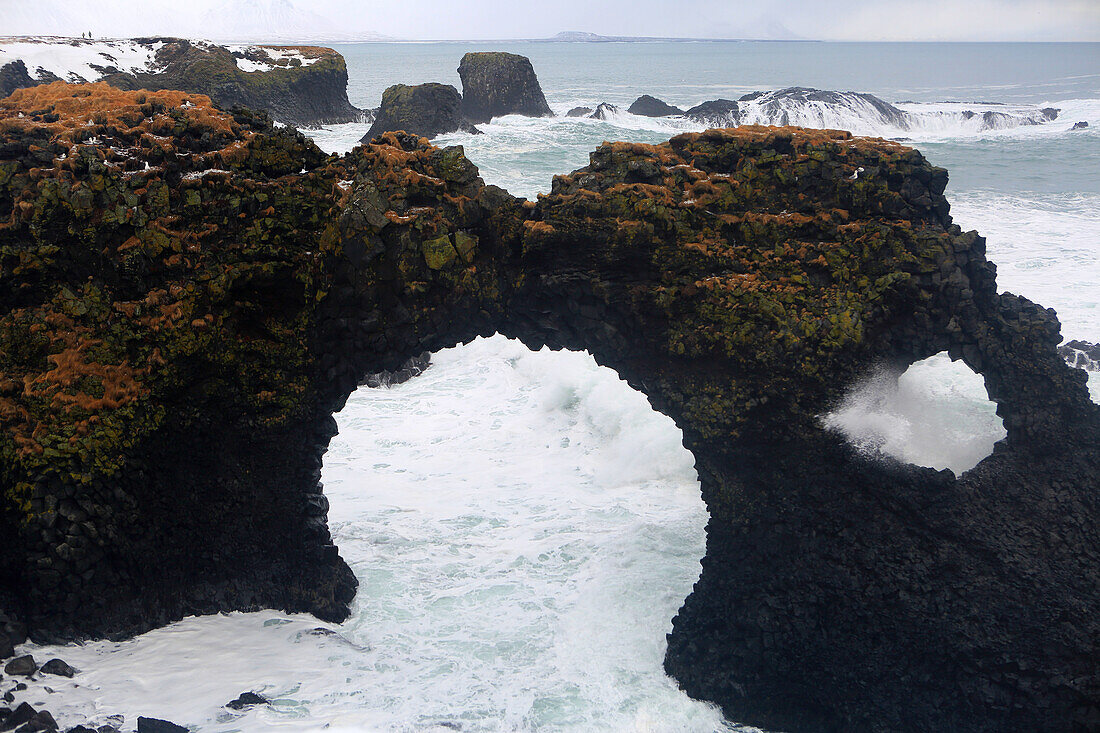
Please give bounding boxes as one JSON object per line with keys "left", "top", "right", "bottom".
{"left": 226, "top": 44, "right": 324, "bottom": 72}
{"left": 0, "top": 37, "right": 165, "bottom": 82}
{"left": 0, "top": 37, "right": 331, "bottom": 82}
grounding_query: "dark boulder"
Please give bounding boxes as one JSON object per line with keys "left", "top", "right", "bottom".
{"left": 1072, "top": 120, "right": 1089, "bottom": 130}
{"left": 627, "top": 95, "right": 684, "bottom": 117}
{"left": 360, "top": 83, "right": 478, "bottom": 142}
{"left": 226, "top": 691, "right": 270, "bottom": 710}
{"left": 565, "top": 106, "right": 592, "bottom": 117}
{"left": 589, "top": 103, "right": 621, "bottom": 120}
{"left": 136, "top": 719, "right": 188, "bottom": 733}
{"left": 1, "top": 703, "right": 36, "bottom": 730}
{"left": 39, "top": 659, "right": 75, "bottom": 678}
{"left": 458, "top": 52, "right": 553, "bottom": 123}
{"left": 3, "top": 655, "right": 35, "bottom": 677}
{"left": 684, "top": 99, "right": 740, "bottom": 127}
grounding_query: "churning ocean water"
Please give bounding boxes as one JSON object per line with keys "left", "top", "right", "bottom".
{"left": 16, "top": 41, "right": 1100, "bottom": 732}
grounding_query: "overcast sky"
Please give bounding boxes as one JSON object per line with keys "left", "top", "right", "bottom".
{"left": 1, "top": 0, "right": 1098, "bottom": 42}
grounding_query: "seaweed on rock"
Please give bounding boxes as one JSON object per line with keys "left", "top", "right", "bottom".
{"left": 0, "top": 85, "right": 1097, "bottom": 733}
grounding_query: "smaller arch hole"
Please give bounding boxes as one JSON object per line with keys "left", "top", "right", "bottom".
{"left": 822, "top": 352, "right": 1006, "bottom": 474}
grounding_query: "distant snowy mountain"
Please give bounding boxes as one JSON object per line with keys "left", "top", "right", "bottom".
{"left": 200, "top": 0, "right": 392, "bottom": 42}
{"left": 0, "top": 1, "right": 84, "bottom": 37}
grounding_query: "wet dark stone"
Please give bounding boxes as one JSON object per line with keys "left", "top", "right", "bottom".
{"left": 226, "top": 691, "right": 270, "bottom": 710}
{"left": 684, "top": 99, "right": 740, "bottom": 126}
{"left": 627, "top": 95, "right": 684, "bottom": 117}
{"left": 39, "top": 660, "right": 75, "bottom": 678}
{"left": 136, "top": 719, "right": 188, "bottom": 733}
{"left": 2, "top": 657, "right": 35, "bottom": 678}
{"left": 565, "top": 107, "right": 592, "bottom": 117}
{"left": 1, "top": 703, "right": 35, "bottom": 731}
{"left": 1071, "top": 120, "right": 1089, "bottom": 130}
{"left": 589, "top": 103, "right": 620, "bottom": 120}
{"left": 360, "top": 352, "right": 430, "bottom": 388}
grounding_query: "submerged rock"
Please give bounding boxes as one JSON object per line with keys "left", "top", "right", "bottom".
{"left": 458, "top": 52, "right": 553, "bottom": 123}
{"left": 589, "top": 102, "right": 620, "bottom": 120}
{"left": 0, "top": 84, "right": 1097, "bottom": 732}
{"left": 627, "top": 95, "right": 684, "bottom": 117}
{"left": 226, "top": 691, "right": 270, "bottom": 710}
{"left": 137, "top": 718, "right": 188, "bottom": 733}
{"left": 684, "top": 99, "right": 740, "bottom": 126}
{"left": 361, "top": 83, "right": 478, "bottom": 141}
{"left": 1060, "top": 339, "right": 1100, "bottom": 370}
{"left": 1072, "top": 120, "right": 1089, "bottom": 130}
{"left": 565, "top": 106, "right": 593, "bottom": 117}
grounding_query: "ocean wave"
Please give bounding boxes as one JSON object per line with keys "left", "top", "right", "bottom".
{"left": 553, "top": 90, "right": 1100, "bottom": 142}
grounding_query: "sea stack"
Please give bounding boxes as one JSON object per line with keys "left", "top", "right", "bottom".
{"left": 361, "top": 83, "right": 479, "bottom": 141}
{"left": 458, "top": 51, "right": 553, "bottom": 123}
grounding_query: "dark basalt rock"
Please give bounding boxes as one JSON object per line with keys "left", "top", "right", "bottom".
{"left": 1060, "top": 339, "right": 1100, "bottom": 370}
{"left": 361, "top": 83, "right": 479, "bottom": 141}
{"left": 1072, "top": 120, "right": 1089, "bottom": 130}
{"left": 684, "top": 99, "right": 740, "bottom": 126}
{"left": 1, "top": 702, "right": 36, "bottom": 730}
{"left": 136, "top": 719, "right": 188, "bottom": 733}
{"left": 2, "top": 656, "right": 35, "bottom": 677}
{"left": 589, "top": 103, "right": 620, "bottom": 120}
{"left": 38, "top": 660, "right": 74, "bottom": 678}
{"left": 627, "top": 95, "right": 684, "bottom": 117}
{"left": 458, "top": 52, "right": 553, "bottom": 124}
{"left": 565, "top": 106, "right": 592, "bottom": 117}
{"left": 0, "top": 85, "right": 1097, "bottom": 733}
{"left": 226, "top": 691, "right": 270, "bottom": 710}
{"left": 360, "top": 352, "right": 431, "bottom": 388}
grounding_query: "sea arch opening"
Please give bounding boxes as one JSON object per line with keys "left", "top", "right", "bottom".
{"left": 822, "top": 351, "right": 1007, "bottom": 474}
{"left": 319, "top": 334, "right": 727, "bottom": 730}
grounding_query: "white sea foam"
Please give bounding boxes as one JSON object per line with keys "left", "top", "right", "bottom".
{"left": 823, "top": 353, "right": 1006, "bottom": 474}
{"left": 16, "top": 336, "right": 745, "bottom": 733}
{"left": 949, "top": 191, "right": 1100, "bottom": 342}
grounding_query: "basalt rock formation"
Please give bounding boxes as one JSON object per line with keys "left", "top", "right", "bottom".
{"left": 360, "top": 83, "right": 479, "bottom": 141}
{"left": 628, "top": 95, "right": 684, "bottom": 117}
{"left": 685, "top": 98, "right": 740, "bottom": 126}
{"left": 0, "top": 83, "right": 1097, "bottom": 733}
{"left": 458, "top": 52, "right": 553, "bottom": 123}
{"left": 0, "top": 38, "right": 362, "bottom": 127}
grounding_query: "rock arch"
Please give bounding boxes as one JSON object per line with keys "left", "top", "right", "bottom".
{"left": 0, "top": 84, "right": 1097, "bottom": 732}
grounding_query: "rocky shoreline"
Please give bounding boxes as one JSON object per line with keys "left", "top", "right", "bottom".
{"left": 0, "top": 37, "right": 363, "bottom": 128}
{"left": 0, "top": 80, "right": 1096, "bottom": 732}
